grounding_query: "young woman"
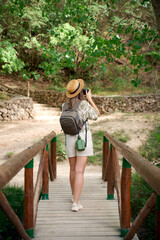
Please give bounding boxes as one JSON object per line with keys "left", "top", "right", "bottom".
{"left": 62, "top": 79, "right": 100, "bottom": 212}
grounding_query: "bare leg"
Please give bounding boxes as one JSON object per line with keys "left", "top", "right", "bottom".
{"left": 74, "top": 156, "right": 88, "bottom": 203}
{"left": 68, "top": 157, "right": 76, "bottom": 195}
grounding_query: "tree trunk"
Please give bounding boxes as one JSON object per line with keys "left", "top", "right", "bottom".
{"left": 151, "top": 0, "right": 160, "bottom": 37}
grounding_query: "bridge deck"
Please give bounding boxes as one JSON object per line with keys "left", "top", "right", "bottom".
{"left": 34, "top": 175, "right": 123, "bottom": 240}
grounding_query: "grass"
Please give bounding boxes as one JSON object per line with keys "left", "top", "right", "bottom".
{"left": 46, "top": 84, "right": 66, "bottom": 92}
{"left": 139, "top": 124, "right": 160, "bottom": 164}
{"left": 145, "top": 114, "right": 151, "bottom": 119}
{"left": 88, "top": 130, "right": 104, "bottom": 165}
{"left": 46, "top": 84, "right": 54, "bottom": 90}
{"left": 56, "top": 129, "right": 130, "bottom": 165}
{"left": 55, "top": 130, "right": 104, "bottom": 165}
{"left": 5, "top": 151, "right": 14, "bottom": 158}
{"left": 0, "top": 92, "right": 11, "bottom": 101}
{"left": 112, "top": 129, "right": 130, "bottom": 143}
{"left": 154, "top": 113, "right": 160, "bottom": 122}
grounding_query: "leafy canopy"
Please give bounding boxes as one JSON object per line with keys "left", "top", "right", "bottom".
{"left": 0, "top": 0, "right": 159, "bottom": 86}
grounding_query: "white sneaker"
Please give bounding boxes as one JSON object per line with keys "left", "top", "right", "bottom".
{"left": 71, "top": 202, "right": 79, "bottom": 212}
{"left": 78, "top": 202, "right": 83, "bottom": 210}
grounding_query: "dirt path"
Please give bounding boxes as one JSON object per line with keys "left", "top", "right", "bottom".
{"left": 0, "top": 112, "right": 159, "bottom": 186}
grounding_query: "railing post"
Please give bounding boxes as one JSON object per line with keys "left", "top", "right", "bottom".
{"left": 107, "top": 144, "right": 114, "bottom": 200}
{"left": 156, "top": 194, "right": 160, "bottom": 240}
{"left": 42, "top": 144, "right": 49, "bottom": 200}
{"left": 24, "top": 158, "right": 34, "bottom": 238}
{"left": 112, "top": 146, "right": 121, "bottom": 218}
{"left": 121, "top": 157, "right": 131, "bottom": 238}
{"left": 102, "top": 136, "right": 109, "bottom": 181}
{"left": 51, "top": 136, "right": 57, "bottom": 180}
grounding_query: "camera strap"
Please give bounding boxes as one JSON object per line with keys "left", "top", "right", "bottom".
{"left": 78, "top": 118, "right": 88, "bottom": 147}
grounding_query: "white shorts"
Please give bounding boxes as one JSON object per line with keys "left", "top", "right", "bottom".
{"left": 65, "top": 130, "right": 94, "bottom": 158}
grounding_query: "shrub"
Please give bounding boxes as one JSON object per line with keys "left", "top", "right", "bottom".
{"left": 131, "top": 173, "right": 155, "bottom": 239}
{"left": 0, "top": 41, "right": 25, "bottom": 74}
{"left": 0, "top": 185, "right": 24, "bottom": 240}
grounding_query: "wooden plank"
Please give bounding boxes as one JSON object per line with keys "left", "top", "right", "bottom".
{"left": 35, "top": 237, "right": 122, "bottom": 240}
{"left": 36, "top": 226, "right": 120, "bottom": 231}
{"left": 36, "top": 231, "right": 120, "bottom": 237}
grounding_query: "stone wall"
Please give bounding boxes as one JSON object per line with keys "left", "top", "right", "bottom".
{"left": 0, "top": 97, "right": 33, "bottom": 121}
{"left": 19, "top": 89, "right": 160, "bottom": 114}
{"left": 93, "top": 94, "right": 160, "bottom": 113}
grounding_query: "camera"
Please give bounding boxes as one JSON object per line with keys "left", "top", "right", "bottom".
{"left": 83, "top": 88, "right": 89, "bottom": 95}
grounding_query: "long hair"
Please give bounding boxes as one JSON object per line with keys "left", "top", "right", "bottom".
{"left": 68, "top": 90, "right": 85, "bottom": 109}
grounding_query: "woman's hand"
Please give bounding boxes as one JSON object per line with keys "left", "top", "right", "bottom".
{"left": 86, "top": 89, "right": 92, "bottom": 101}
{"left": 86, "top": 89, "right": 100, "bottom": 117}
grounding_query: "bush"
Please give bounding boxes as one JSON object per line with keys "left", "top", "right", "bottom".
{"left": 139, "top": 125, "right": 160, "bottom": 164}
{"left": 131, "top": 173, "right": 155, "bottom": 240}
{"left": 56, "top": 133, "right": 67, "bottom": 161}
{"left": 0, "top": 41, "right": 25, "bottom": 74}
{"left": 0, "top": 185, "right": 24, "bottom": 240}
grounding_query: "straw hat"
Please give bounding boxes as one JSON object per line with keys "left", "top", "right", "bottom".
{"left": 66, "top": 79, "right": 84, "bottom": 98}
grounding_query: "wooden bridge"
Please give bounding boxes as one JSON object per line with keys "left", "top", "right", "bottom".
{"left": 0, "top": 131, "right": 160, "bottom": 240}
{"left": 35, "top": 176, "right": 121, "bottom": 240}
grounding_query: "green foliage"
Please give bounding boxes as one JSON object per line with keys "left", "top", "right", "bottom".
{"left": 0, "top": 185, "right": 24, "bottom": 240}
{"left": 0, "top": 0, "right": 159, "bottom": 88}
{"left": 131, "top": 173, "right": 155, "bottom": 239}
{"left": 139, "top": 125, "right": 160, "bottom": 164}
{"left": 56, "top": 133, "right": 67, "bottom": 161}
{"left": 5, "top": 152, "right": 15, "bottom": 158}
{"left": 0, "top": 41, "right": 25, "bottom": 74}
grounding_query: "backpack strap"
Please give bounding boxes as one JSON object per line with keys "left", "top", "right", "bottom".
{"left": 78, "top": 118, "right": 88, "bottom": 147}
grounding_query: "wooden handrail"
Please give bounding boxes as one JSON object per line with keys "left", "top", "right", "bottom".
{"left": 103, "top": 131, "right": 160, "bottom": 239}
{"left": 104, "top": 131, "right": 160, "bottom": 196}
{"left": 0, "top": 131, "right": 56, "bottom": 239}
{"left": 0, "top": 131, "right": 56, "bottom": 190}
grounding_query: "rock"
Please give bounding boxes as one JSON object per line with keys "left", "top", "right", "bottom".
{"left": 0, "top": 108, "right": 8, "bottom": 114}
{"left": 0, "top": 102, "right": 5, "bottom": 108}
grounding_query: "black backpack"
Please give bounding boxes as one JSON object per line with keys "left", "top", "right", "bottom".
{"left": 60, "top": 100, "right": 83, "bottom": 135}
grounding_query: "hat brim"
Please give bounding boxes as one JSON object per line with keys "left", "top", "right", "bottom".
{"left": 66, "top": 79, "right": 84, "bottom": 98}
